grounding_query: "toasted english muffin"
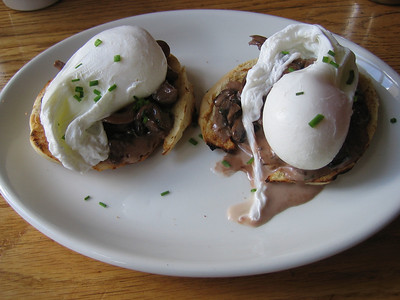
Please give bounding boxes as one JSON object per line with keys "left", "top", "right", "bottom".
{"left": 199, "top": 59, "right": 379, "bottom": 184}
{"left": 30, "top": 54, "right": 195, "bottom": 171}
{"left": 199, "top": 59, "right": 257, "bottom": 152}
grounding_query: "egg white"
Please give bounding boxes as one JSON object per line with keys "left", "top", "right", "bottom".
{"left": 40, "top": 26, "right": 167, "bottom": 172}
{"left": 239, "top": 23, "right": 358, "bottom": 221}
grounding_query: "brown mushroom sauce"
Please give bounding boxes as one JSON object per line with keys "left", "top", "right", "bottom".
{"left": 102, "top": 40, "right": 179, "bottom": 165}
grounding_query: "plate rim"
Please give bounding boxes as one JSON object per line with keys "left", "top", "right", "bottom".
{"left": 1, "top": 9, "right": 400, "bottom": 277}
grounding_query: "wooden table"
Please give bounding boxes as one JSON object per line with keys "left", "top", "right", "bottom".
{"left": 1, "top": 0, "right": 399, "bottom": 298}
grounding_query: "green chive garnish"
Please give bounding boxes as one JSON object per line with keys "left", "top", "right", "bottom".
{"left": 114, "top": 55, "right": 121, "bottom": 62}
{"left": 75, "top": 86, "right": 83, "bottom": 92}
{"left": 322, "top": 56, "right": 339, "bottom": 68}
{"left": 71, "top": 78, "right": 80, "bottom": 82}
{"left": 73, "top": 94, "right": 82, "bottom": 102}
{"left": 198, "top": 133, "right": 203, "bottom": 140}
{"left": 89, "top": 80, "right": 99, "bottom": 86}
{"left": 94, "top": 95, "right": 101, "bottom": 102}
{"left": 84, "top": 195, "right": 91, "bottom": 201}
{"left": 308, "top": 114, "right": 325, "bottom": 128}
{"left": 281, "top": 50, "right": 290, "bottom": 55}
{"left": 328, "top": 50, "right": 336, "bottom": 57}
{"left": 108, "top": 84, "right": 117, "bottom": 92}
{"left": 94, "top": 39, "right": 102, "bottom": 47}
{"left": 346, "top": 70, "right": 355, "bottom": 85}
{"left": 246, "top": 157, "right": 254, "bottom": 165}
{"left": 75, "top": 63, "right": 83, "bottom": 69}
{"left": 132, "top": 96, "right": 149, "bottom": 111}
{"left": 329, "top": 61, "right": 339, "bottom": 68}
{"left": 61, "top": 134, "right": 65, "bottom": 140}
{"left": 161, "top": 190, "right": 170, "bottom": 196}
{"left": 221, "top": 160, "right": 231, "bottom": 168}
{"left": 143, "top": 115, "right": 149, "bottom": 124}
{"left": 93, "top": 89, "right": 101, "bottom": 95}
{"left": 98, "top": 201, "right": 107, "bottom": 208}
{"left": 288, "top": 67, "right": 295, "bottom": 72}
{"left": 322, "top": 56, "right": 330, "bottom": 63}
{"left": 189, "top": 138, "right": 198, "bottom": 145}
{"left": 250, "top": 188, "right": 257, "bottom": 193}
{"left": 390, "top": 117, "right": 397, "bottom": 124}
{"left": 296, "top": 91, "right": 304, "bottom": 96}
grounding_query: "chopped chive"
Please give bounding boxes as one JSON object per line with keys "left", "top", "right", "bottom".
{"left": 221, "top": 160, "right": 231, "bottom": 168}
{"left": 74, "top": 87, "right": 84, "bottom": 98}
{"left": 189, "top": 138, "right": 198, "bottom": 145}
{"left": 281, "top": 50, "right": 290, "bottom": 55}
{"left": 296, "top": 91, "right": 305, "bottom": 96}
{"left": 328, "top": 50, "right": 336, "bottom": 57}
{"left": 346, "top": 70, "right": 355, "bottom": 85}
{"left": 390, "top": 117, "right": 397, "bottom": 124}
{"left": 308, "top": 114, "right": 325, "bottom": 128}
{"left": 329, "top": 60, "right": 339, "bottom": 68}
{"left": 246, "top": 157, "right": 254, "bottom": 165}
{"left": 94, "top": 95, "right": 101, "bottom": 102}
{"left": 93, "top": 89, "right": 101, "bottom": 95}
{"left": 71, "top": 78, "right": 80, "bottom": 82}
{"left": 288, "top": 67, "right": 295, "bottom": 72}
{"left": 98, "top": 201, "right": 107, "bottom": 208}
{"left": 198, "top": 133, "right": 203, "bottom": 140}
{"left": 84, "top": 195, "right": 91, "bottom": 201}
{"left": 143, "top": 115, "right": 149, "bottom": 124}
{"left": 132, "top": 97, "right": 149, "bottom": 111}
{"left": 108, "top": 84, "right": 117, "bottom": 92}
{"left": 73, "top": 94, "right": 82, "bottom": 102}
{"left": 94, "top": 39, "right": 102, "bottom": 47}
{"left": 114, "top": 54, "right": 121, "bottom": 62}
{"left": 161, "top": 190, "right": 170, "bottom": 196}
{"left": 250, "top": 188, "right": 257, "bottom": 193}
{"left": 322, "top": 56, "right": 339, "bottom": 68}
{"left": 61, "top": 134, "right": 65, "bottom": 140}
{"left": 322, "top": 56, "right": 330, "bottom": 63}
{"left": 89, "top": 80, "right": 99, "bottom": 86}
{"left": 75, "top": 63, "right": 83, "bottom": 69}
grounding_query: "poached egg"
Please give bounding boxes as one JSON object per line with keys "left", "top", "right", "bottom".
{"left": 239, "top": 24, "right": 358, "bottom": 221}
{"left": 40, "top": 25, "right": 167, "bottom": 172}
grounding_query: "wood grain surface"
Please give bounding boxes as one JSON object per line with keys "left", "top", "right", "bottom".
{"left": 1, "top": 0, "right": 399, "bottom": 298}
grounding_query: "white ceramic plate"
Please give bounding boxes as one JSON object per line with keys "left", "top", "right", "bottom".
{"left": 1, "top": 10, "right": 400, "bottom": 277}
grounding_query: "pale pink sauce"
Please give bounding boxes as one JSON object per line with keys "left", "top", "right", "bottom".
{"left": 214, "top": 129, "right": 324, "bottom": 227}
